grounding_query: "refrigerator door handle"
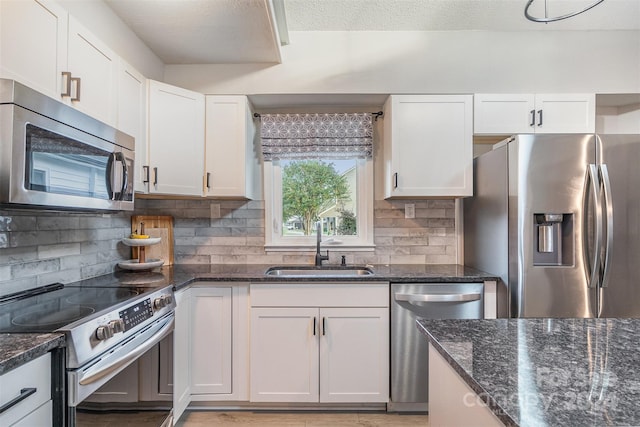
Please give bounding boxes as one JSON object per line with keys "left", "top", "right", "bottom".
{"left": 599, "top": 164, "right": 613, "bottom": 288}
{"left": 584, "top": 164, "right": 602, "bottom": 289}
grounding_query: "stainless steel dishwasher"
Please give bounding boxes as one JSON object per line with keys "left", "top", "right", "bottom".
{"left": 389, "top": 282, "right": 484, "bottom": 413}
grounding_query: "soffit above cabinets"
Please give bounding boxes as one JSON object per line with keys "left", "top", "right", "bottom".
{"left": 104, "top": 0, "right": 640, "bottom": 65}
{"left": 104, "top": 0, "right": 283, "bottom": 64}
{"left": 248, "top": 93, "right": 389, "bottom": 112}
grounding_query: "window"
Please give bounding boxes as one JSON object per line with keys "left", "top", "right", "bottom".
{"left": 264, "top": 158, "right": 373, "bottom": 250}
{"left": 261, "top": 112, "right": 375, "bottom": 250}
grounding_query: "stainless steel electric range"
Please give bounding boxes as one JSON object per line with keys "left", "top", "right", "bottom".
{"left": 0, "top": 275, "right": 176, "bottom": 427}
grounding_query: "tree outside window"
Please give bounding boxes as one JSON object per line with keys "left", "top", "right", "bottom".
{"left": 281, "top": 159, "right": 357, "bottom": 237}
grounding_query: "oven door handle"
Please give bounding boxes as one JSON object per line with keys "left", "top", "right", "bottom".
{"left": 394, "top": 292, "right": 482, "bottom": 304}
{"left": 78, "top": 316, "right": 174, "bottom": 386}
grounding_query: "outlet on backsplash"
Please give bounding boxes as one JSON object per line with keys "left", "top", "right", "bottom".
{"left": 404, "top": 204, "right": 415, "bottom": 219}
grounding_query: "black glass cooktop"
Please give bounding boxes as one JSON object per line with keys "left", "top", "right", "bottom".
{"left": 0, "top": 283, "right": 155, "bottom": 333}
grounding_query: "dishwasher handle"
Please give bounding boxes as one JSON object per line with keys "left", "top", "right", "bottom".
{"left": 394, "top": 292, "right": 481, "bottom": 304}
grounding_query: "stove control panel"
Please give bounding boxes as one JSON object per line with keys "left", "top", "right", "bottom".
{"left": 120, "top": 298, "right": 154, "bottom": 332}
{"left": 153, "top": 294, "right": 173, "bottom": 311}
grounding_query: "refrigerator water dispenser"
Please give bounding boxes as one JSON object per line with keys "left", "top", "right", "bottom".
{"left": 533, "top": 214, "right": 574, "bottom": 266}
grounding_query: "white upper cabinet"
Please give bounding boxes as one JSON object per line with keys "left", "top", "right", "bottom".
{"left": 474, "top": 93, "right": 595, "bottom": 134}
{"left": 66, "top": 17, "right": 118, "bottom": 125}
{"left": 0, "top": 1, "right": 119, "bottom": 126}
{"left": 383, "top": 95, "right": 473, "bottom": 198}
{"left": 117, "top": 62, "right": 148, "bottom": 193}
{"left": 204, "top": 96, "right": 262, "bottom": 199}
{"left": 147, "top": 80, "right": 205, "bottom": 197}
{"left": 0, "top": 0, "right": 68, "bottom": 99}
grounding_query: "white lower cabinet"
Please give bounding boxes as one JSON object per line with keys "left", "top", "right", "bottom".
{"left": 190, "top": 287, "right": 233, "bottom": 394}
{"left": 249, "top": 283, "right": 389, "bottom": 404}
{"left": 173, "top": 288, "right": 191, "bottom": 423}
{"left": 0, "top": 353, "right": 52, "bottom": 427}
{"left": 429, "top": 343, "right": 503, "bottom": 427}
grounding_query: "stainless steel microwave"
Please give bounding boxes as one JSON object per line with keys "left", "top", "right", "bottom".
{"left": 0, "top": 79, "right": 134, "bottom": 211}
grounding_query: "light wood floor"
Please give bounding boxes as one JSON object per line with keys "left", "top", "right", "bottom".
{"left": 76, "top": 409, "right": 429, "bottom": 426}
{"left": 176, "top": 411, "right": 429, "bottom": 427}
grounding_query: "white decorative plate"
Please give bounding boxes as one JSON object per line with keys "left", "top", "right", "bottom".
{"left": 121, "top": 237, "right": 161, "bottom": 247}
{"left": 117, "top": 259, "right": 164, "bottom": 271}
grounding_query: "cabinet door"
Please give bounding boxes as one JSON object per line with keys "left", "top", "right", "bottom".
{"left": 473, "top": 94, "right": 535, "bottom": 134}
{"left": 385, "top": 95, "right": 473, "bottom": 198}
{"left": 191, "top": 287, "right": 232, "bottom": 395}
{"left": 250, "top": 307, "right": 319, "bottom": 402}
{"left": 173, "top": 289, "right": 191, "bottom": 423}
{"left": 0, "top": 0, "right": 68, "bottom": 99}
{"left": 319, "top": 307, "right": 389, "bottom": 403}
{"left": 148, "top": 80, "right": 205, "bottom": 196}
{"left": 117, "top": 61, "right": 147, "bottom": 193}
{"left": 205, "top": 96, "right": 251, "bottom": 198}
{"left": 67, "top": 17, "right": 118, "bottom": 125}
{"left": 535, "top": 93, "right": 595, "bottom": 134}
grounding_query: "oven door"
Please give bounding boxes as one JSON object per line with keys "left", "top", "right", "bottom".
{"left": 67, "top": 312, "right": 174, "bottom": 408}
{"left": 0, "top": 103, "right": 134, "bottom": 211}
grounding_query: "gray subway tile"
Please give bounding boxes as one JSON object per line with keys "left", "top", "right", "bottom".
{"left": 12, "top": 259, "right": 59, "bottom": 279}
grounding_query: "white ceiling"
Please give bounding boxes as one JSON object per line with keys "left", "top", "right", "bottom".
{"left": 105, "top": 0, "right": 640, "bottom": 65}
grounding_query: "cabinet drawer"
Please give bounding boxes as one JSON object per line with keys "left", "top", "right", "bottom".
{"left": 0, "top": 353, "right": 51, "bottom": 427}
{"left": 11, "top": 400, "right": 52, "bottom": 427}
{"left": 250, "top": 283, "right": 389, "bottom": 307}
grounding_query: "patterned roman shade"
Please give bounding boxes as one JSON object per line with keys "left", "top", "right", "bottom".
{"left": 260, "top": 113, "right": 373, "bottom": 161}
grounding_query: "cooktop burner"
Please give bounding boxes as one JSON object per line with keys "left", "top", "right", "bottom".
{"left": 0, "top": 281, "right": 167, "bottom": 334}
{"left": 12, "top": 305, "right": 95, "bottom": 329}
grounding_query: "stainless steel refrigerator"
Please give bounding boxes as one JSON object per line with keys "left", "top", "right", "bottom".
{"left": 464, "top": 134, "right": 640, "bottom": 318}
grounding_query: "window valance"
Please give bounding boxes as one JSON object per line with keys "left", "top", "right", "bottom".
{"left": 260, "top": 113, "right": 373, "bottom": 161}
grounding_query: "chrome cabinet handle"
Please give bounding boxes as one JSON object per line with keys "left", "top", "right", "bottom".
{"left": 394, "top": 292, "right": 481, "bottom": 303}
{"left": 530, "top": 109, "right": 535, "bottom": 127}
{"left": 206, "top": 172, "right": 211, "bottom": 189}
{"left": 0, "top": 388, "right": 37, "bottom": 414}
{"left": 313, "top": 317, "right": 316, "bottom": 336}
{"left": 322, "top": 317, "right": 326, "bottom": 336}
{"left": 537, "top": 109, "right": 543, "bottom": 127}
{"left": 393, "top": 172, "right": 398, "bottom": 189}
{"left": 599, "top": 164, "right": 613, "bottom": 288}
{"left": 142, "top": 166, "right": 150, "bottom": 184}
{"left": 61, "top": 71, "right": 72, "bottom": 97}
{"left": 71, "top": 77, "right": 81, "bottom": 102}
{"left": 153, "top": 167, "right": 158, "bottom": 186}
{"left": 584, "top": 164, "right": 602, "bottom": 289}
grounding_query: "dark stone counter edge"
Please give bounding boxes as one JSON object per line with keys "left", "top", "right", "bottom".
{"left": 172, "top": 274, "right": 500, "bottom": 291}
{"left": 0, "top": 334, "right": 65, "bottom": 375}
{"left": 416, "top": 322, "right": 519, "bottom": 427}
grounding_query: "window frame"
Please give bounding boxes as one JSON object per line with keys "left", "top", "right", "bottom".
{"left": 264, "top": 158, "right": 374, "bottom": 251}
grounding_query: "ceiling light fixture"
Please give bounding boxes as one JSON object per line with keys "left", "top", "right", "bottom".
{"left": 524, "top": 0, "right": 605, "bottom": 23}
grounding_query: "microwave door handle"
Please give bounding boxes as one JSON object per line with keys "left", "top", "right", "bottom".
{"left": 117, "top": 152, "right": 128, "bottom": 200}
{"left": 105, "top": 153, "right": 116, "bottom": 200}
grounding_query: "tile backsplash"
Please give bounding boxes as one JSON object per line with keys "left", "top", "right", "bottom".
{"left": 0, "top": 198, "right": 456, "bottom": 293}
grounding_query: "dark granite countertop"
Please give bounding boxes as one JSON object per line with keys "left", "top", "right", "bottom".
{"left": 418, "top": 318, "right": 640, "bottom": 427}
{"left": 111, "top": 263, "right": 497, "bottom": 290}
{"left": 0, "top": 333, "right": 65, "bottom": 375}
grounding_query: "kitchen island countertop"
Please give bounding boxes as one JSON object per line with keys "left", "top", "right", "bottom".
{"left": 0, "top": 333, "right": 65, "bottom": 375}
{"left": 418, "top": 318, "right": 640, "bottom": 427}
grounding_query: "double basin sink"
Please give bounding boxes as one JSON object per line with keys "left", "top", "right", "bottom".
{"left": 265, "top": 265, "right": 374, "bottom": 278}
